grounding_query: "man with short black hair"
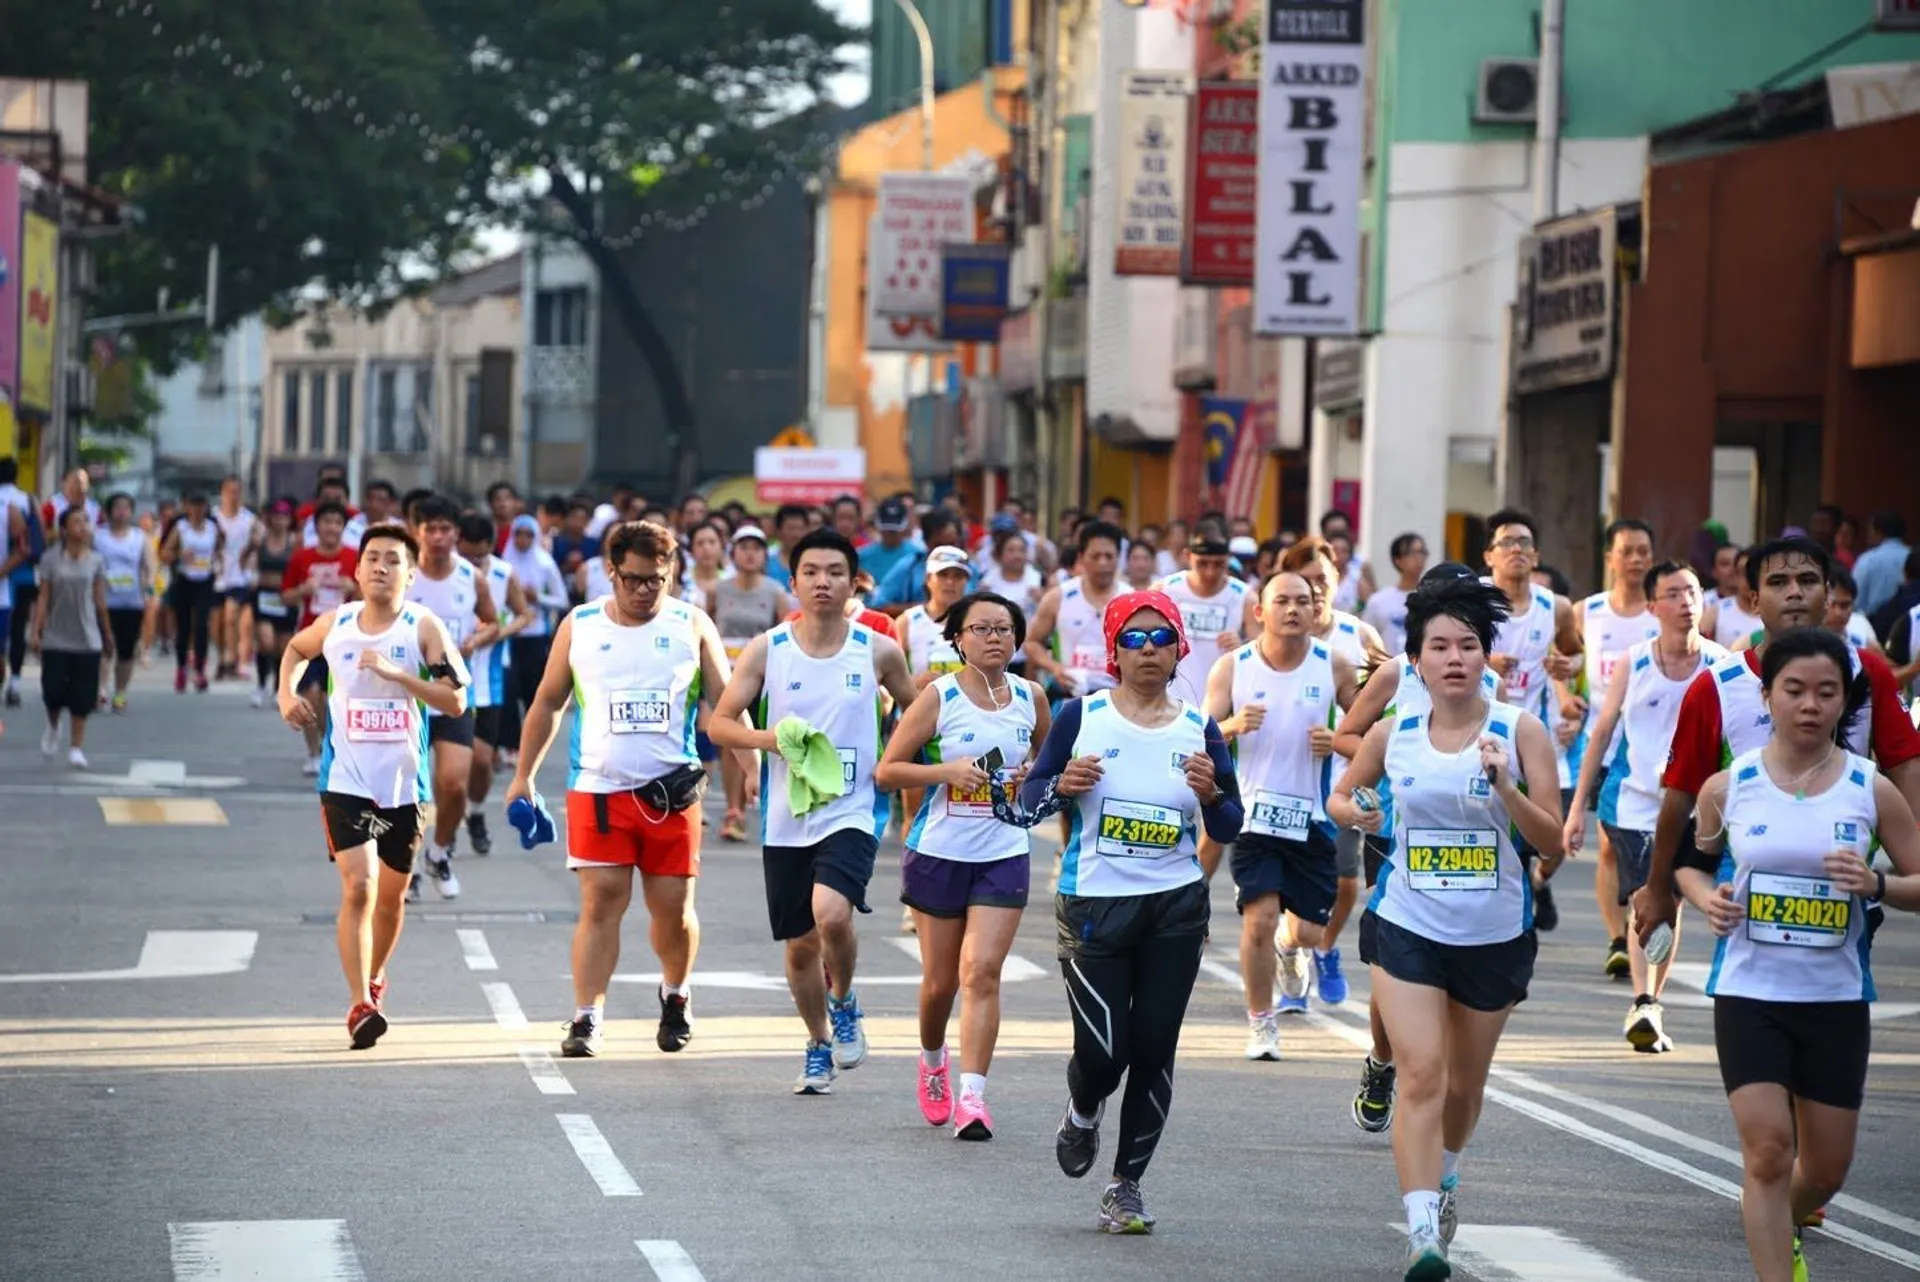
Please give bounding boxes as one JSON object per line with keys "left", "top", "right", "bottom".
{"left": 766, "top": 503, "right": 812, "bottom": 589}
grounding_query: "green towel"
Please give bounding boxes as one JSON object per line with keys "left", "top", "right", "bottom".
{"left": 775, "top": 715, "right": 847, "bottom": 816}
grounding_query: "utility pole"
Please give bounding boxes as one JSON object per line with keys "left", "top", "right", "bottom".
{"left": 1532, "top": 0, "right": 1564, "bottom": 223}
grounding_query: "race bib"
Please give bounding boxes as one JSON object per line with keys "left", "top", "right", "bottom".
{"left": 1249, "top": 790, "right": 1313, "bottom": 840}
{"left": 1071, "top": 644, "right": 1106, "bottom": 670}
{"left": 313, "top": 583, "right": 346, "bottom": 613}
{"left": 1503, "top": 668, "right": 1532, "bottom": 702}
{"left": 1182, "top": 603, "right": 1229, "bottom": 638}
{"left": 345, "top": 697, "right": 411, "bottom": 743}
{"left": 256, "top": 592, "right": 288, "bottom": 618}
{"left": 835, "top": 747, "right": 858, "bottom": 790}
{"left": 1095, "top": 799, "right": 1184, "bottom": 859}
{"left": 1745, "top": 872, "right": 1850, "bottom": 949}
{"left": 946, "top": 768, "right": 1010, "bottom": 819}
{"left": 1404, "top": 827, "right": 1500, "bottom": 892}
{"left": 1599, "top": 653, "right": 1623, "bottom": 684}
{"left": 186, "top": 552, "right": 213, "bottom": 575}
{"left": 928, "top": 641, "right": 964, "bottom": 675}
{"left": 106, "top": 570, "right": 138, "bottom": 595}
{"left": 609, "top": 688, "right": 671, "bottom": 734}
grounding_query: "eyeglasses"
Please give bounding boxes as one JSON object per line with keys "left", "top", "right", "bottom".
{"left": 964, "top": 624, "right": 1016, "bottom": 638}
{"left": 1492, "top": 536, "right": 1536, "bottom": 552}
{"left": 1116, "top": 626, "right": 1179, "bottom": 650}
{"left": 614, "top": 571, "right": 669, "bottom": 592}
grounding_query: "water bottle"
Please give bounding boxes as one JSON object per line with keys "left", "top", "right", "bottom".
{"left": 1645, "top": 921, "right": 1674, "bottom": 965}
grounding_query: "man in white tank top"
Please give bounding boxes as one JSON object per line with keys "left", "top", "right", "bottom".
{"left": 1566, "top": 559, "right": 1725, "bottom": 1053}
{"left": 458, "top": 516, "right": 535, "bottom": 860}
{"left": 404, "top": 497, "right": 500, "bottom": 896}
{"left": 1025, "top": 521, "right": 1126, "bottom": 700}
{"left": 276, "top": 524, "right": 470, "bottom": 1050}
{"left": 1159, "top": 535, "right": 1256, "bottom": 707}
{"left": 1701, "top": 543, "right": 1762, "bottom": 648}
{"left": 1204, "top": 570, "right": 1358, "bottom": 1060}
{"left": 709, "top": 528, "right": 920, "bottom": 1095}
{"left": 1569, "top": 518, "right": 1661, "bottom": 977}
{"left": 508, "top": 520, "right": 741, "bottom": 1060}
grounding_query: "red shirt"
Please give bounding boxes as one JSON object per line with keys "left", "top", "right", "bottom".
{"left": 283, "top": 545, "right": 358, "bottom": 627}
{"left": 1661, "top": 646, "right": 1920, "bottom": 795}
{"left": 785, "top": 606, "right": 895, "bottom": 636}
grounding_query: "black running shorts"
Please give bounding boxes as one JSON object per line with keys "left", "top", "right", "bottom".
{"left": 321, "top": 792, "right": 425, "bottom": 874}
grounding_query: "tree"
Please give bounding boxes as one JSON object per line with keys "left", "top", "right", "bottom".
{"left": 423, "top": 0, "right": 855, "bottom": 493}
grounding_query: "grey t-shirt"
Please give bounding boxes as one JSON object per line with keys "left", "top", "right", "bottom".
{"left": 39, "top": 548, "right": 105, "bottom": 653}
{"left": 710, "top": 577, "right": 784, "bottom": 649}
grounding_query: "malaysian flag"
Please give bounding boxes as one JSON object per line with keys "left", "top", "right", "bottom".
{"left": 1224, "top": 397, "right": 1268, "bottom": 517}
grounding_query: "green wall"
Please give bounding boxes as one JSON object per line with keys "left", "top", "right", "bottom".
{"left": 871, "top": 0, "right": 994, "bottom": 120}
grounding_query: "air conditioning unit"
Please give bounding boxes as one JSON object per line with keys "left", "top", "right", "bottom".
{"left": 1474, "top": 58, "right": 1540, "bottom": 124}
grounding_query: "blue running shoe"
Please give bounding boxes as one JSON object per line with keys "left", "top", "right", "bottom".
{"left": 827, "top": 990, "right": 868, "bottom": 1070}
{"left": 1313, "top": 948, "right": 1349, "bottom": 1006}
{"left": 1277, "top": 992, "right": 1309, "bottom": 1015}
{"left": 794, "top": 1040, "right": 836, "bottom": 1095}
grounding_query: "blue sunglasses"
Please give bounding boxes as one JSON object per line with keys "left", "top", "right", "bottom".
{"left": 1116, "top": 626, "right": 1180, "bottom": 650}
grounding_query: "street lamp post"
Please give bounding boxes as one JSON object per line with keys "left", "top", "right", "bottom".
{"left": 892, "top": 0, "right": 936, "bottom": 173}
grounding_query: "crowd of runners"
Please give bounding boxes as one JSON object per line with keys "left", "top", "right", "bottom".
{"left": 6, "top": 455, "right": 1916, "bottom": 1282}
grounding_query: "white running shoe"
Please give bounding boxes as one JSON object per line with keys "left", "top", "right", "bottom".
{"left": 1276, "top": 947, "right": 1310, "bottom": 1007}
{"left": 1245, "top": 1012, "right": 1281, "bottom": 1062}
{"left": 426, "top": 852, "right": 460, "bottom": 899}
{"left": 301, "top": 754, "right": 321, "bottom": 776}
{"left": 250, "top": 688, "right": 266, "bottom": 709}
{"left": 67, "top": 748, "right": 87, "bottom": 770}
{"left": 40, "top": 724, "right": 58, "bottom": 757}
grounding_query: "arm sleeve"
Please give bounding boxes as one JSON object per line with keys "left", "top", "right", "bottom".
{"left": 1861, "top": 648, "right": 1920, "bottom": 770}
{"left": 1019, "top": 697, "right": 1082, "bottom": 809}
{"left": 1659, "top": 669, "right": 1724, "bottom": 795}
{"left": 1200, "top": 717, "right": 1244, "bottom": 843}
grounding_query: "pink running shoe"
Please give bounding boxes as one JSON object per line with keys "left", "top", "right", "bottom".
{"left": 953, "top": 1091, "right": 994, "bottom": 1141}
{"left": 917, "top": 1056, "right": 953, "bottom": 1126}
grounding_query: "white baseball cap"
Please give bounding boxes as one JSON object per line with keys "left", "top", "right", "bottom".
{"left": 730, "top": 525, "right": 769, "bottom": 546}
{"left": 925, "top": 545, "right": 972, "bottom": 578}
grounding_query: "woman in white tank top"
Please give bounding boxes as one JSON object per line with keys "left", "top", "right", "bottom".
{"left": 1329, "top": 576, "right": 1565, "bottom": 1276}
{"left": 1683, "top": 627, "right": 1920, "bottom": 1282}
{"left": 878, "top": 591, "right": 1050, "bottom": 1139}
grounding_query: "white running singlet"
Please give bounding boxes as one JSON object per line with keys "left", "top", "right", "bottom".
{"left": 1704, "top": 749, "right": 1877, "bottom": 1003}
{"left": 97, "top": 526, "right": 147, "bottom": 611}
{"left": 1054, "top": 577, "right": 1116, "bottom": 693}
{"left": 1362, "top": 585, "right": 1411, "bottom": 658}
{"left": 904, "top": 674, "right": 1036, "bottom": 863}
{"left": 902, "top": 605, "right": 963, "bottom": 677}
{"left": 1159, "top": 571, "right": 1250, "bottom": 705}
{"left": 176, "top": 519, "right": 220, "bottom": 582}
{"left": 317, "top": 603, "right": 446, "bottom": 806}
{"left": 567, "top": 596, "right": 703, "bottom": 792}
{"left": 1370, "top": 700, "right": 1533, "bottom": 946}
{"left": 1710, "top": 590, "right": 1761, "bottom": 649}
{"left": 213, "top": 508, "right": 256, "bottom": 591}
{"left": 1597, "top": 638, "right": 1728, "bottom": 830}
{"left": 406, "top": 560, "right": 481, "bottom": 719}
{"left": 1704, "top": 645, "right": 1871, "bottom": 764}
{"left": 1490, "top": 582, "right": 1557, "bottom": 715}
{"left": 469, "top": 556, "right": 514, "bottom": 709}
{"left": 1057, "top": 693, "right": 1209, "bottom": 896}
{"left": 758, "top": 621, "right": 887, "bottom": 846}
{"left": 1230, "top": 640, "right": 1337, "bottom": 841}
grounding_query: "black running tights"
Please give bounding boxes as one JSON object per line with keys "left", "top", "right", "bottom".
{"left": 8, "top": 583, "right": 36, "bottom": 677}
{"left": 1061, "top": 931, "right": 1204, "bottom": 1182}
{"left": 173, "top": 578, "right": 216, "bottom": 672}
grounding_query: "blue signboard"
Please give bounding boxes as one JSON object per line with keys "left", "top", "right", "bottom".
{"left": 939, "top": 242, "right": 1012, "bottom": 343}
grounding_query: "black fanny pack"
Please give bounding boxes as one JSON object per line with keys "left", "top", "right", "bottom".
{"left": 596, "top": 763, "right": 709, "bottom": 829}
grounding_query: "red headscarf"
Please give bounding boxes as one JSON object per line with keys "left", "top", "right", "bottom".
{"left": 1102, "top": 589, "right": 1190, "bottom": 681}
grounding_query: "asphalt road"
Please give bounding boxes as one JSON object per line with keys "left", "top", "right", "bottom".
{"left": 2, "top": 664, "right": 1918, "bottom": 1281}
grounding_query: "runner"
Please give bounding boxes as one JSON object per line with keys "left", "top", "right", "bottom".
{"left": 96, "top": 494, "right": 153, "bottom": 713}
{"left": 978, "top": 528, "right": 1046, "bottom": 657}
{"left": 404, "top": 496, "right": 500, "bottom": 893}
{"left": 460, "top": 515, "right": 535, "bottom": 857}
{"left": 212, "top": 475, "right": 257, "bottom": 681}
{"left": 281, "top": 502, "right": 359, "bottom": 774}
{"left": 892, "top": 544, "right": 974, "bottom": 882}
{"left": 1680, "top": 626, "right": 1920, "bottom": 1282}
{"left": 1157, "top": 534, "right": 1255, "bottom": 706}
{"left": 508, "top": 519, "right": 739, "bottom": 1058}
{"left": 1329, "top": 562, "right": 1504, "bottom": 1136}
{"left": 499, "top": 513, "right": 567, "bottom": 768}
{"left": 30, "top": 507, "right": 113, "bottom": 768}
{"left": 876, "top": 590, "right": 1048, "bottom": 1137}
{"left": 1704, "top": 545, "right": 1763, "bottom": 648}
{"left": 706, "top": 527, "right": 919, "bottom": 1095}
{"left": 277, "top": 523, "right": 469, "bottom": 1050}
{"left": 1363, "top": 534, "right": 1429, "bottom": 657}
{"left": 299, "top": 474, "right": 362, "bottom": 549}
{"left": 1015, "top": 588, "right": 1242, "bottom": 1234}
{"left": 161, "top": 492, "right": 224, "bottom": 693}
{"left": 1024, "top": 521, "right": 1127, "bottom": 702}
{"left": 678, "top": 522, "right": 732, "bottom": 612}
{"left": 0, "top": 458, "right": 38, "bottom": 710}
{"left": 246, "top": 500, "right": 300, "bottom": 709}
{"left": 1564, "top": 559, "right": 1726, "bottom": 1053}
{"left": 1567, "top": 518, "right": 1661, "bottom": 979}
{"left": 708, "top": 526, "right": 790, "bottom": 843}
{"left": 1327, "top": 574, "right": 1564, "bottom": 1281}
{"left": 1205, "top": 570, "right": 1358, "bottom": 1058}
{"left": 1276, "top": 535, "right": 1389, "bottom": 1008}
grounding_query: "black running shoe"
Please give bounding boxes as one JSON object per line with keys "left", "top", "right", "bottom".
{"left": 466, "top": 812, "right": 491, "bottom": 857}
{"left": 1353, "top": 1056, "right": 1396, "bottom": 1133}
{"left": 1055, "top": 1100, "right": 1103, "bottom": 1178}
{"left": 1533, "top": 882, "right": 1559, "bottom": 932}
{"left": 561, "top": 1015, "right": 602, "bottom": 1058}
{"left": 657, "top": 989, "right": 693, "bottom": 1053}
{"left": 1605, "top": 935, "right": 1630, "bottom": 979}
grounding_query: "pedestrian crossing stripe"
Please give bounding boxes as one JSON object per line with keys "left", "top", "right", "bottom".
{"left": 168, "top": 1220, "right": 365, "bottom": 1280}
{"left": 98, "top": 797, "right": 228, "bottom": 825}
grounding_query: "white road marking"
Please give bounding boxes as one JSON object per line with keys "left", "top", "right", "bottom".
{"left": 480, "top": 982, "right": 530, "bottom": 1030}
{"left": 130, "top": 759, "right": 189, "bottom": 785}
{"left": 606, "top": 966, "right": 1042, "bottom": 990}
{"left": 168, "top": 1219, "right": 366, "bottom": 1281}
{"left": 0, "top": 930, "right": 257, "bottom": 984}
{"left": 886, "top": 936, "right": 922, "bottom": 964}
{"left": 456, "top": 928, "right": 498, "bottom": 971}
{"left": 1666, "top": 961, "right": 1920, "bottom": 1021}
{"left": 635, "top": 1240, "right": 707, "bottom": 1281}
{"left": 557, "top": 1114, "right": 641, "bottom": 1196}
{"left": 887, "top": 935, "right": 1048, "bottom": 981}
{"left": 518, "top": 1047, "right": 576, "bottom": 1096}
{"left": 1447, "top": 1225, "right": 1649, "bottom": 1281}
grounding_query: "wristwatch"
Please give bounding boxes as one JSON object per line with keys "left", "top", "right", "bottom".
{"left": 1876, "top": 869, "right": 1888, "bottom": 902}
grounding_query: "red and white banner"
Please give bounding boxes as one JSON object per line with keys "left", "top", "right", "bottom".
{"left": 754, "top": 447, "right": 867, "bottom": 505}
{"left": 869, "top": 175, "right": 972, "bottom": 353}
{"left": 1183, "top": 81, "right": 1258, "bottom": 286}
